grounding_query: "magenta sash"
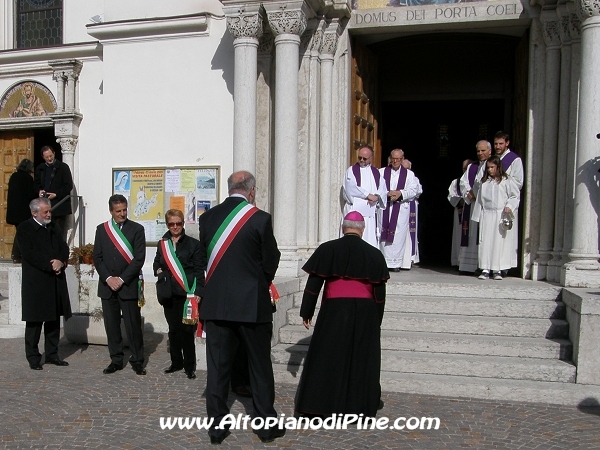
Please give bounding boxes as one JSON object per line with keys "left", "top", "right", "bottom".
{"left": 381, "top": 166, "right": 407, "bottom": 244}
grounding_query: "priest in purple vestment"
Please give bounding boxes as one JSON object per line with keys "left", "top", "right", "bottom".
{"left": 379, "top": 149, "right": 419, "bottom": 271}
{"left": 459, "top": 140, "right": 491, "bottom": 273}
{"left": 493, "top": 131, "right": 523, "bottom": 270}
{"left": 342, "top": 146, "right": 387, "bottom": 248}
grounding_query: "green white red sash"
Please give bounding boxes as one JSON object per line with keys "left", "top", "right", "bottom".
{"left": 104, "top": 220, "right": 133, "bottom": 263}
{"left": 159, "top": 238, "right": 198, "bottom": 325}
{"left": 206, "top": 201, "right": 258, "bottom": 281}
{"left": 196, "top": 201, "right": 258, "bottom": 338}
{"left": 104, "top": 220, "right": 145, "bottom": 306}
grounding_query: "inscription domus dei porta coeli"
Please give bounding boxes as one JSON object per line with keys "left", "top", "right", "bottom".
{"left": 352, "top": 0, "right": 523, "bottom": 27}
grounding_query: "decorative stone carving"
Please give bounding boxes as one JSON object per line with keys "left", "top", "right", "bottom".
{"left": 267, "top": 10, "right": 308, "bottom": 37}
{"left": 56, "top": 137, "right": 78, "bottom": 155}
{"left": 310, "top": 21, "right": 325, "bottom": 52}
{"left": 321, "top": 21, "right": 340, "bottom": 56}
{"left": 570, "top": 13, "right": 582, "bottom": 40}
{"left": 258, "top": 28, "right": 274, "bottom": 53}
{"left": 578, "top": 0, "right": 600, "bottom": 19}
{"left": 542, "top": 18, "right": 561, "bottom": 48}
{"left": 301, "top": 19, "right": 324, "bottom": 54}
{"left": 559, "top": 11, "right": 572, "bottom": 43}
{"left": 226, "top": 11, "right": 264, "bottom": 39}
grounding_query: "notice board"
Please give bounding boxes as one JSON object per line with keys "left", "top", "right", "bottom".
{"left": 112, "top": 166, "right": 220, "bottom": 243}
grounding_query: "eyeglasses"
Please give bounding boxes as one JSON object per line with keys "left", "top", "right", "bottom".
{"left": 167, "top": 221, "right": 183, "bottom": 228}
{"left": 391, "top": 158, "right": 403, "bottom": 162}
{"left": 358, "top": 156, "right": 371, "bottom": 161}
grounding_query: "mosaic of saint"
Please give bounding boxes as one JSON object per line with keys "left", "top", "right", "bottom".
{"left": 0, "top": 81, "right": 57, "bottom": 118}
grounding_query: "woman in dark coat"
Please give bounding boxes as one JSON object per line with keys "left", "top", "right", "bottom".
{"left": 6, "top": 159, "right": 36, "bottom": 262}
{"left": 153, "top": 209, "right": 203, "bottom": 379}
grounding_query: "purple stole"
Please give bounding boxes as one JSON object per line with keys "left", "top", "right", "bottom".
{"left": 381, "top": 166, "right": 408, "bottom": 245}
{"left": 409, "top": 199, "right": 417, "bottom": 255}
{"left": 351, "top": 163, "right": 381, "bottom": 190}
{"left": 460, "top": 163, "right": 479, "bottom": 247}
{"left": 455, "top": 179, "right": 462, "bottom": 224}
{"left": 501, "top": 150, "right": 519, "bottom": 172}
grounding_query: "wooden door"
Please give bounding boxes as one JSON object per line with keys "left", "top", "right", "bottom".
{"left": 351, "top": 39, "right": 381, "bottom": 167}
{"left": 0, "top": 131, "right": 34, "bottom": 259}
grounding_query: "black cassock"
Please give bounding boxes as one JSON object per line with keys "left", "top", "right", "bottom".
{"left": 294, "top": 234, "right": 389, "bottom": 417}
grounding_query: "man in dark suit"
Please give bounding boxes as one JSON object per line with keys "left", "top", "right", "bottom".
{"left": 199, "top": 171, "right": 282, "bottom": 445}
{"left": 93, "top": 194, "right": 146, "bottom": 375}
{"left": 33, "top": 145, "right": 73, "bottom": 241}
{"left": 17, "top": 198, "right": 71, "bottom": 370}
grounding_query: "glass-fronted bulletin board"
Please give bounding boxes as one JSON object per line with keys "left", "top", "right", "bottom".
{"left": 112, "top": 166, "right": 220, "bottom": 243}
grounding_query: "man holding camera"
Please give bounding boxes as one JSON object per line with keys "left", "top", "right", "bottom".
{"left": 33, "top": 145, "right": 73, "bottom": 241}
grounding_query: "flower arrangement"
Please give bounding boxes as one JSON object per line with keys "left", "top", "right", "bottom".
{"left": 69, "top": 243, "right": 94, "bottom": 265}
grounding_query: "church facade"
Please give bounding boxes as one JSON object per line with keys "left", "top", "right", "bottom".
{"left": 0, "top": 0, "right": 599, "bottom": 287}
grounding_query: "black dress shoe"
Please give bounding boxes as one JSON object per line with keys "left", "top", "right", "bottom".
{"left": 29, "top": 364, "right": 43, "bottom": 370}
{"left": 103, "top": 363, "right": 123, "bottom": 374}
{"left": 132, "top": 364, "right": 146, "bottom": 375}
{"left": 164, "top": 365, "right": 183, "bottom": 374}
{"left": 259, "top": 427, "right": 286, "bottom": 443}
{"left": 46, "top": 359, "right": 69, "bottom": 366}
{"left": 185, "top": 370, "right": 196, "bottom": 380}
{"left": 378, "top": 399, "right": 384, "bottom": 410}
{"left": 209, "top": 430, "right": 230, "bottom": 445}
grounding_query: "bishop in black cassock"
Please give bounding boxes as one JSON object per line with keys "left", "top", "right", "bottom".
{"left": 295, "top": 211, "right": 389, "bottom": 417}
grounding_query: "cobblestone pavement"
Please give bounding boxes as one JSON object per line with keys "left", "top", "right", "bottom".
{"left": 0, "top": 332, "right": 599, "bottom": 449}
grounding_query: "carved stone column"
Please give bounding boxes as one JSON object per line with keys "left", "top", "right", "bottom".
{"left": 318, "top": 19, "right": 340, "bottom": 244}
{"left": 224, "top": 3, "right": 264, "bottom": 173}
{"left": 49, "top": 60, "right": 83, "bottom": 244}
{"left": 265, "top": 1, "right": 310, "bottom": 276}
{"left": 533, "top": 10, "right": 561, "bottom": 281}
{"left": 49, "top": 59, "right": 82, "bottom": 113}
{"left": 255, "top": 29, "right": 274, "bottom": 213}
{"left": 560, "top": 9, "right": 582, "bottom": 272}
{"left": 547, "top": 5, "right": 574, "bottom": 282}
{"left": 298, "top": 19, "right": 325, "bottom": 252}
{"left": 562, "top": 0, "right": 600, "bottom": 286}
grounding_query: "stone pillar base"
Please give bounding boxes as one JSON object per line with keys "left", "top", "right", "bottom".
{"left": 562, "top": 289, "right": 600, "bottom": 385}
{"left": 276, "top": 250, "right": 304, "bottom": 278}
{"left": 561, "top": 263, "right": 600, "bottom": 287}
{"left": 531, "top": 261, "right": 548, "bottom": 281}
{"left": 8, "top": 266, "right": 22, "bottom": 325}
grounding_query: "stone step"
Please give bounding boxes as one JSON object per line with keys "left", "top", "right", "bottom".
{"left": 0, "top": 323, "right": 25, "bottom": 339}
{"left": 285, "top": 311, "right": 568, "bottom": 338}
{"left": 386, "top": 282, "right": 562, "bottom": 300}
{"left": 278, "top": 327, "right": 572, "bottom": 360}
{"left": 272, "top": 366, "right": 600, "bottom": 406}
{"left": 271, "top": 346, "right": 575, "bottom": 382}
{"left": 383, "top": 297, "right": 565, "bottom": 318}
{"left": 287, "top": 298, "right": 566, "bottom": 326}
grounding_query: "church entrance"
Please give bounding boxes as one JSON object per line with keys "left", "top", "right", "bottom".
{"left": 0, "top": 127, "right": 57, "bottom": 260}
{"left": 351, "top": 30, "right": 528, "bottom": 269}
{"left": 381, "top": 99, "right": 505, "bottom": 266}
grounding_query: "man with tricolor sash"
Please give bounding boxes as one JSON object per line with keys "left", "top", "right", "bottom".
{"left": 93, "top": 194, "right": 146, "bottom": 376}
{"left": 198, "top": 171, "right": 282, "bottom": 445}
